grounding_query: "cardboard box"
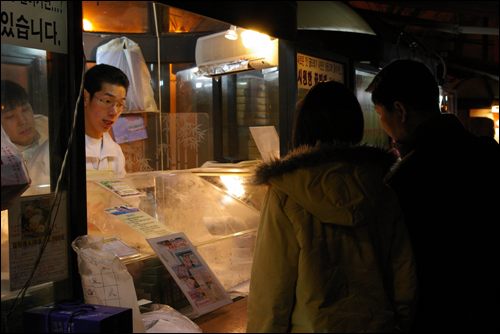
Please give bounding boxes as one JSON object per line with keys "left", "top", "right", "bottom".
{"left": 23, "top": 303, "right": 132, "bottom": 333}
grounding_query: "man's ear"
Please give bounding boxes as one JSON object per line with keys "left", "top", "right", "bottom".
{"left": 83, "top": 90, "right": 90, "bottom": 107}
{"left": 393, "top": 101, "right": 408, "bottom": 123}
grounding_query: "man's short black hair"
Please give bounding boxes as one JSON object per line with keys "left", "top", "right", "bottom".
{"left": 84, "top": 64, "right": 129, "bottom": 98}
{"left": 367, "top": 59, "right": 440, "bottom": 114}
{"left": 1, "top": 80, "right": 29, "bottom": 112}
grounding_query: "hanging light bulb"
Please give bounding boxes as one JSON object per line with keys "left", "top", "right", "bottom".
{"left": 224, "top": 25, "right": 238, "bottom": 40}
{"left": 241, "top": 29, "right": 271, "bottom": 49}
{"left": 82, "top": 18, "right": 94, "bottom": 31}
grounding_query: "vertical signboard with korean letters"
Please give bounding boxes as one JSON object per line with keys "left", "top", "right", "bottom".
{"left": 1, "top": 1, "right": 67, "bottom": 54}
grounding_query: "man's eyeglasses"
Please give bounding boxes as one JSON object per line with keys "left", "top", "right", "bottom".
{"left": 95, "top": 96, "right": 126, "bottom": 110}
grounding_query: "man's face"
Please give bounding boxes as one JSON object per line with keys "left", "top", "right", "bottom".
{"left": 84, "top": 82, "right": 126, "bottom": 139}
{"left": 374, "top": 103, "right": 405, "bottom": 142}
{"left": 1, "top": 102, "right": 36, "bottom": 146}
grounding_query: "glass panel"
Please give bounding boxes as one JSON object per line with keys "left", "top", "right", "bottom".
{"left": 1, "top": 3, "right": 71, "bottom": 330}
{"left": 85, "top": 170, "right": 266, "bottom": 296}
{"left": 165, "top": 6, "right": 228, "bottom": 33}
{"left": 169, "top": 67, "right": 213, "bottom": 169}
{"left": 1, "top": 44, "right": 70, "bottom": 304}
{"left": 1, "top": 45, "right": 50, "bottom": 193}
{"left": 355, "top": 69, "right": 390, "bottom": 148}
{"left": 82, "top": 1, "right": 150, "bottom": 33}
{"left": 222, "top": 69, "right": 280, "bottom": 162}
{"left": 158, "top": 65, "right": 281, "bottom": 168}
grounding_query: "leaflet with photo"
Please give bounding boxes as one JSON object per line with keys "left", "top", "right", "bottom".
{"left": 147, "top": 232, "right": 232, "bottom": 317}
{"left": 8, "top": 193, "right": 68, "bottom": 290}
{"left": 104, "top": 204, "right": 170, "bottom": 238}
{"left": 98, "top": 179, "right": 141, "bottom": 197}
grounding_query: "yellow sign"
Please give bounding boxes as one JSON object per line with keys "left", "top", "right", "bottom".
{"left": 297, "top": 53, "right": 344, "bottom": 89}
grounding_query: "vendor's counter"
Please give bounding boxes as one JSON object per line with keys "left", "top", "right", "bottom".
{"left": 85, "top": 167, "right": 265, "bottom": 316}
{"left": 195, "top": 297, "right": 248, "bottom": 333}
{"left": 1, "top": 165, "right": 264, "bottom": 329}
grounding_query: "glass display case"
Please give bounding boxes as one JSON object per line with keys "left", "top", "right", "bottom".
{"left": 85, "top": 165, "right": 267, "bottom": 310}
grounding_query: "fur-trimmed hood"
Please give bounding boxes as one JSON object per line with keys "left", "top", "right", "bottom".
{"left": 253, "top": 143, "right": 398, "bottom": 227}
{"left": 254, "top": 143, "right": 396, "bottom": 185}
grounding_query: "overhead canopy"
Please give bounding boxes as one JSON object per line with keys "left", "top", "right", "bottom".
{"left": 160, "top": 1, "right": 297, "bottom": 40}
{"left": 297, "top": 1, "right": 375, "bottom": 35}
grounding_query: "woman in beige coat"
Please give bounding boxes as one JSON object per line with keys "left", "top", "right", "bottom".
{"left": 246, "top": 81, "right": 417, "bottom": 333}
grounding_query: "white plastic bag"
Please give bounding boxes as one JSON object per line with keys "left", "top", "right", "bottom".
{"left": 141, "top": 304, "right": 202, "bottom": 333}
{"left": 72, "top": 235, "right": 145, "bottom": 333}
{"left": 96, "top": 37, "right": 158, "bottom": 112}
{"left": 1, "top": 125, "right": 30, "bottom": 186}
{"left": 1, "top": 126, "right": 30, "bottom": 209}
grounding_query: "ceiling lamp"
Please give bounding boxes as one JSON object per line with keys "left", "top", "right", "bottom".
{"left": 225, "top": 25, "right": 238, "bottom": 40}
{"left": 82, "top": 18, "right": 93, "bottom": 31}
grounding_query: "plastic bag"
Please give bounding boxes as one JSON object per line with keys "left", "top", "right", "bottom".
{"left": 1, "top": 125, "right": 30, "bottom": 187}
{"left": 96, "top": 37, "right": 158, "bottom": 112}
{"left": 1, "top": 126, "right": 30, "bottom": 210}
{"left": 141, "top": 304, "right": 202, "bottom": 333}
{"left": 71, "top": 235, "right": 145, "bottom": 333}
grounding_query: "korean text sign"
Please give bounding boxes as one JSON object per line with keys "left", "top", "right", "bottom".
{"left": 297, "top": 53, "right": 344, "bottom": 89}
{"left": 1, "top": 1, "right": 67, "bottom": 54}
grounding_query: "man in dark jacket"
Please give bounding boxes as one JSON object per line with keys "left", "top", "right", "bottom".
{"left": 367, "top": 59, "right": 499, "bottom": 332}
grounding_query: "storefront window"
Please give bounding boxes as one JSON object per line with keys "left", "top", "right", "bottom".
{"left": 1, "top": 2, "right": 73, "bottom": 331}
{"left": 82, "top": 1, "right": 281, "bottom": 170}
{"left": 1, "top": 45, "right": 51, "bottom": 193}
{"left": 221, "top": 69, "right": 279, "bottom": 161}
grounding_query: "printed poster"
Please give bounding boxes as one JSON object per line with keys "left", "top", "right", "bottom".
{"left": 112, "top": 115, "right": 148, "bottom": 144}
{"left": 147, "top": 232, "right": 232, "bottom": 317}
{"left": 297, "top": 53, "right": 344, "bottom": 89}
{"left": 8, "top": 193, "right": 68, "bottom": 290}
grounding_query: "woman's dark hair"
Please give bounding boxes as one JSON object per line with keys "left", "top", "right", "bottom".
{"left": 83, "top": 64, "right": 129, "bottom": 98}
{"left": 1, "top": 80, "right": 30, "bottom": 112}
{"left": 292, "top": 81, "right": 364, "bottom": 148}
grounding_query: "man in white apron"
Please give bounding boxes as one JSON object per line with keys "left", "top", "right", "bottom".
{"left": 83, "top": 64, "right": 129, "bottom": 178}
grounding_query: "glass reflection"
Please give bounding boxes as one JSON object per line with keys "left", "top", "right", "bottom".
{"left": 1, "top": 45, "right": 51, "bottom": 192}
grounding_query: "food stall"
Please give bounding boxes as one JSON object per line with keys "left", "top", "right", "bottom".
{"left": 83, "top": 165, "right": 267, "bottom": 332}
{"left": 79, "top": 1, "right": 284, "bottom": 326}
{"left": 1, "top": 0, "right": 295, "bottom": 330}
